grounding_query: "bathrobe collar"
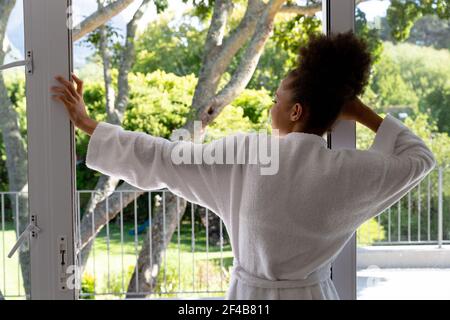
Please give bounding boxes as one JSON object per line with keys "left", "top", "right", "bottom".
{"left": 285, "top": 131, "right": 328, "bottom": 148}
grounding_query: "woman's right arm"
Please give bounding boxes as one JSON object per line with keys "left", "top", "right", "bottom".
{"left": 50, "top": 74, "right": 230, "bottom": 218}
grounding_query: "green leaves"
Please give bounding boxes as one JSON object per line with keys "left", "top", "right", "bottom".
{"left": 387, "top": 0, "right": 422, "bottom": 42}
{"left": 133, "top": 12, "right": 206, "bottom": 77}
{"left": 356, "top": 8, "right": 384, "bottom": 64}
{"left": 153, "top": 0, "right": 169, "bottom": 13}
{"left": 387, "top": 0, "right": 450, "bottom": 42}
{"left": 123, "top": 71, "right": 196, "bottom": 138}
{"left": 273, "top": 14, "right": 322, "bottom": 51}
{"left": 207, "top": 88, "right": 273, "bottom": 141}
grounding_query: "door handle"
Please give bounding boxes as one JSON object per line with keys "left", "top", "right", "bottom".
{"left": 8, "top": 214, "right": 40, "bottom": 258}
{"left": 0, "top": 50, "right": 33, "bottom": 74}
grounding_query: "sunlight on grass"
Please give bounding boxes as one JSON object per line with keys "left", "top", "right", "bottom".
{"left": 0, "top": 223, "right": 27, "bottom": 299}
{"left": 79, "top": 220, "right": 233, "bottom": 299}
{"left": 1, "top": 218, "right": 234, "bottom": 300}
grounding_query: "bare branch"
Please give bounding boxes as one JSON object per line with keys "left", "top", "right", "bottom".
{"left": 203, "top": 0, "right": 234, "bottom": 56}
{"left": 212, "top": 0, "right": 266, "bottom": 76}
{"left": 115, "top": 0, "right": 152, "bottom": 115}
{"left": 96, "top": 0, "right": 117, "bottom": 122}
{"left": 201, "top": 0, "right": 286, "bottom": 125}
{"left": 72, "top": 0, "right": 135, "bottom": 42}
{"left": 279, "top": 2, "right": 321, "bottom": 16}
{"left": 188, "top": 0, "right": 265, "bottom": 129}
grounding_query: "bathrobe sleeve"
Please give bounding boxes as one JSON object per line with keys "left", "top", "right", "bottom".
{"left": 85, "top": 122, "right": 231, "bottom": 219}
{"left": 368, "top": 114, "right": 436, "bottom": 213}
{"left": 340, "top": 113, "right": 437, "bottom": 226}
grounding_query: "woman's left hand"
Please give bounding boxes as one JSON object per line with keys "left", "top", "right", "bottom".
{"left": 50, "top": 73, "right": 98, "bottom": 135}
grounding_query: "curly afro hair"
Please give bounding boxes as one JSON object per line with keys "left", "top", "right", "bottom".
{"left": 285, "top": 31, "right": 372, "bottom": 135}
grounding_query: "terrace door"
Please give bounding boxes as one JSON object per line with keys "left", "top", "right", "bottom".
{"left": 355, "top": 0, "right": 449, "bottom": 299}
{"left": 0, "top": 0, "right": 31, "bottom": 299}
{"left": 329, "top": 0, "right": 449, "bottom": 300}
{"left": 0, "top": 0, "right": 77, "bottom": 299}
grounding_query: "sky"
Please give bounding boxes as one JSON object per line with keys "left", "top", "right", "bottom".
{"left": 4, "top": 0, "right": 391, "bottom": 65}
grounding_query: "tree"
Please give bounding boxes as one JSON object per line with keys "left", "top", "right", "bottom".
{"left": 377, "top": 42, "right": 450, "bottom": 131}
{"left": 132, "top": 11, "right": 207, "bottom": 77}
{"left": 386, "top": 0, "right": 450, "bottom": 42}
{"left": 405, "top": 15, "right": 450, "bottom": 49}
{"left": 423, "top": 86, "right": 450, "bottom": 135}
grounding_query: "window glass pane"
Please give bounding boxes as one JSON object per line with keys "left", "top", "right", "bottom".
{"left": 0, "top": 0, "right": 31, "bottom": 300}
{"left": 355, "top": 0, "right": 450, "bottom": 300}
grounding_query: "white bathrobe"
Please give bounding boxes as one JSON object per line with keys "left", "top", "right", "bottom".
{"left": 86, "top": 114, "right": 436, "bottom": 300}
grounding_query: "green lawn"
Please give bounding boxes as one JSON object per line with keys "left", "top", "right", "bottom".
{"left": 1, "top": 220, "right": 234, "bottom": 300}
{"left": 0, "top": 222, "right": 27, "bottom": 299}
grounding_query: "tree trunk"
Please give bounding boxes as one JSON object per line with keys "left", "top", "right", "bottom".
{"left": 126, "top": 194, "right": 187, "bottom": 298}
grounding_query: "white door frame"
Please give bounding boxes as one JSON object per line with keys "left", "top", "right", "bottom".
{"left": 24, "top": 0, "right": 77, "bottom": 299}
{"left": 322, "top": 0, "right": 357, "bottom": 300}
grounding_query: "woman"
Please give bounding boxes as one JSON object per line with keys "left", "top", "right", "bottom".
{"left": 51, "top": 32, "right": 436, "bottom": 300}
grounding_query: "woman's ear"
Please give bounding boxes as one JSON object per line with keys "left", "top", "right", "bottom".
{"left": 290, "top": 103, "right": 303, "bottom": 122}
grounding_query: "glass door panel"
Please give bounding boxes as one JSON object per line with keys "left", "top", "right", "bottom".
{"left": 355, "top": 0, "right": 449, "bottom": 300}
{"left": 0, "top": 0, "right": 31, "bottom": 300}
